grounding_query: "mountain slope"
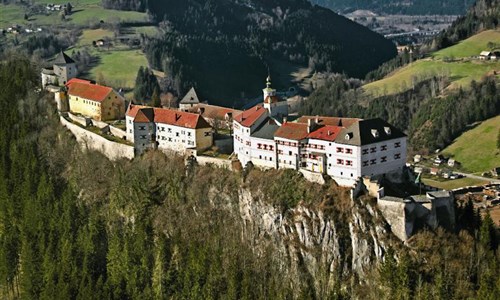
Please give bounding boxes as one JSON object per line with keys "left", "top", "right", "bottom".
{"left": 443, "top": 115, "right": 500, "bottom": 173}
{"left": 142, "top": 0, "right": 396, "bottom": 105}
{"left": 363, "top": 30, "right": 500, "bottom": 97}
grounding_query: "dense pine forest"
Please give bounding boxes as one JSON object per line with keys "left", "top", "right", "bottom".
{"left": 0, "top": 55, "right": 499, "bottom": 299}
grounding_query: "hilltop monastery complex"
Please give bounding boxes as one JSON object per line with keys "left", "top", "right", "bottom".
{"left": 43, "top": 51, "right": 407, "bottom": 187}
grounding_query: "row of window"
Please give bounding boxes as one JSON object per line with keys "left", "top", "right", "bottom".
{"left": 256, "top": 143, "right": 274, "bottom": 151}
{"left": 337, "top": 159, "right": 353, "bottom": 166}
{"left": 336, "top": 147, "right": 353, "bottom": 154}
{"left": 361, "top": 142, "right": 402, "bottom": 155}
{"left": 361, "top": 154, "right": 401, "bottom": 166}
{"left": 276, "top": 140, "right": 298, "bottom": 147}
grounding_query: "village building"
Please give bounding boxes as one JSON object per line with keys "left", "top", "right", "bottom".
{"left": 66, "top": 78, "right": 125, "bottom": 121}
{"left": 41, "top": 51, "right": 78, "bottom": 88}
{"left": 233, "top": 76, "right": 407, "bottom": 187}
{"left": 126, "top": 104, "right": 213, "bottom": 155}
{"left": 178, "top": 87, "right": 201, "bottom": 110}
{"left": 184, "top": 103, "right": 242, "bottom": 130}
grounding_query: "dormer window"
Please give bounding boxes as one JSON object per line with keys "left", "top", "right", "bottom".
{"left": 371, "top": 129, "right": 379, "bottom": 138}
{"left": 384, "top": 127, "right": 391, "bottom": 135}
{"left": 345, "top": 133, "right": 353, "bottom": 140}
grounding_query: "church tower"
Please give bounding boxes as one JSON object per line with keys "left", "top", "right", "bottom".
{"left": 262, "top": 75, "right": 288, "bottom": 119}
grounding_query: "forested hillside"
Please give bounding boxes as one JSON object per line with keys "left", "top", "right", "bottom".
{"left": 311, "top": 0, "right": 475, "bottom": 15}
{"left": 428, "top": 0, "right": 500, "bottom": 51}
{"left": 0, "top": 56, "right": 499, "bottom": 299}
{"left": 103, "top": 0, "right": 396, "bottom": 105}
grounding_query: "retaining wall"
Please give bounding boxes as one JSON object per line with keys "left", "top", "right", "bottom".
{"left": 196, "top": 156, "right": 233, "bottom": 170}
{"left": 60, "top": 116, "right": 134, "bottom": 161}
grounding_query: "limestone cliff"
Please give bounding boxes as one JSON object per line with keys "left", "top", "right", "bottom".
{"left": 231, "top": 187, "right": 400, "bottom": 294}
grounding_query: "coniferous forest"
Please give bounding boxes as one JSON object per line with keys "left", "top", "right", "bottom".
{"left": 0, "top": 55, "right": 499, "bottom": 299}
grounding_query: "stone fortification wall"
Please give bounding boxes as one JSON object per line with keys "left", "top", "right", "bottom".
{"left": 196, "top": 156, "right": 233, "bottom": 169}
{"left": 60, "top": 116, "right": 134, "bottom": 160}
{"left": 67, "top": 112, "right": 91, "bottom": 127}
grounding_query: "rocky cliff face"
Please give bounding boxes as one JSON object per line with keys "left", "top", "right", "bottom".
{"left": 236, "top": 187, "right": 399, "bottom": 293}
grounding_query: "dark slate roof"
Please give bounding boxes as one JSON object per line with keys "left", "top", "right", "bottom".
{"left": 180, "top": 87, "right": 200, "bottom": 104}
{"left": 53, "top": 51, "right": 75, "bottom": 64}
{"left": 336, "top": 118, "right": 406, "bottom": 146}
{"left": 251, "top": 118, "right": 280, "bottom": 140}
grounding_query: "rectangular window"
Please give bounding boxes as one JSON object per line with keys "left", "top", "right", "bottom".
{"left": 346, "top": 148, "right": 353, "bottom": 154}
{"left": 370, "top": 159, "right": 376, "bottom": 165}
{"left": 394, "top": 153, "right": 401, "bottom": 159}
{"left": 246, "top": 141, "right": 251, "bottom": 146}
{"left": 336, "top": 147, "right": 344, "bottom": 153}
{"left": 269, "top": 146, "right": 274, "bottom": 151}
{"left": 363, "top": 161, "right": 369, "bottom": 167}
{"left": 188, "top": 132, "right": 191, "bottom": 137}
{"left": 140, "top": 135, "right": 146, "bottom": 139}
{"left": 395, "top": 142, "right": 401, "bottom": 148}
{"left": 176, "top": 132, "right": 179, "bottom": 137}
{"left": 288, "top": 151, "right": 292, "bottom": 155}
{"left": 370, "top": 147, "right": 376, "bottom": 153}
{"left": 346, "top": 160, "right": 353, "bottom": 166}
{"left": 362, "top": 149, "right": 369, "bottom": 155}
{"left": 139, "top": 126, "right": 146, "bottom": 130}
{"left": 381, "top": 156, "right": 387, "bottom": 163}
{"left": 204, "top": 132, "right": 211, "bottom": 137}
{"left": 381, "top": 145, "right": 387, "bottom": 151}
{"left": 337, "top": 159, "right": 344, "bottom": 165}
{"left": 168, "top": 128, "right": 172, "bottom": 133}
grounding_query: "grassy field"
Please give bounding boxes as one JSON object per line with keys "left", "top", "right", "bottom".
{"left": 1, "top": 2, "right": 147, "bottom": 28}
{"left": 363, "top": 30, "right": 500, "bottom": 97}
{"left": 433, "top": 30, "right": 500, "bottom": 59}
{"left": 422, "top": 177, "right": 489, "bottom": 190}
{"left": 88, "top": 49, "right": 148, "bottom": 88}
{"left": 78, "top": 28, "right": 114, "bottom": 45}
{"left": 442, "top": 115, "right": 500, "bottom": 173}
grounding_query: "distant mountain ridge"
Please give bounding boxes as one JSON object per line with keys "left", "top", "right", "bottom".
{"left": 137, "top": 0, "right": 397, "bottom": 105}
{"left": 311, "top": 0, "right": 476, "bottom": 15}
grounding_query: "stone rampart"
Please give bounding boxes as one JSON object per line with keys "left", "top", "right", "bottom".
{"left": 60, "top": 116, "right": 134, "bottom": 160}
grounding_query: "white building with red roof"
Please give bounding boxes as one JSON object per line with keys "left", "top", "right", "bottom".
{"left": 126, "top": 104, "right": 213, "bottom": 155}
{"left": 233, "top": 77, "right": 407, "bottom": 186}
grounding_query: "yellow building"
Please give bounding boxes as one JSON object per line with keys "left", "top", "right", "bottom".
{"left": 66, "top": 79, "right": 125, "bottom": 121}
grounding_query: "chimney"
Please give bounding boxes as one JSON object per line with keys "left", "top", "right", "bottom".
{"left": 198, "top": 107, "right": 205, "bottom": 114}
{"left": 315, "top": 115, "right": 319, "bottom": 124}
{"left": 283, "top": 117, "right": 287, "bottom": 123}
{"left": 307, "top": 118, "right": 315, "bottom": 133}
{"left": 327, "top": 130, "right": 331, "bottom": 136}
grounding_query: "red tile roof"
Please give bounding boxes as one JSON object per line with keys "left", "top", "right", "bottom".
{"left": 66, "top": 80, "right": 113, "bottom": 103}
{"left": 307, "top": 125, "right": 343, "bottom": 141}
{"left": 153, "top": 108, "right": 211, "bottom": 129}
{"left": 233, "top": 105, "right": 267, "bottom": 127}
{"left": 274, "top": 122, "right": 309, "bottom": 141}
{"left": 66, "top": 78, "right": 92, "bottom": 85}
{"left": 134, "top": 108, "right": 154, "bottom": 123}
{"left": 126, "top": 104, "right": 147, "bottom": 118}
{"left": 297, "top": 116, "right": 360, "bottom": 128}
{"left": 187, "top": 104, "right": 242, "bottom": 120}
{"left": 264, "top": 95, "right": 280, "bottom": 104}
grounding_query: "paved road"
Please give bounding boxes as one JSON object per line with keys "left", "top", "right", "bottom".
{"left": 454, "top": 171, "right": 500, "bottom": 184}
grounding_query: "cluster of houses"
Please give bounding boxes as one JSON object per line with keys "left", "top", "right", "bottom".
{"left": 43, "top": 51, "right": 408, "bottom": 187}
